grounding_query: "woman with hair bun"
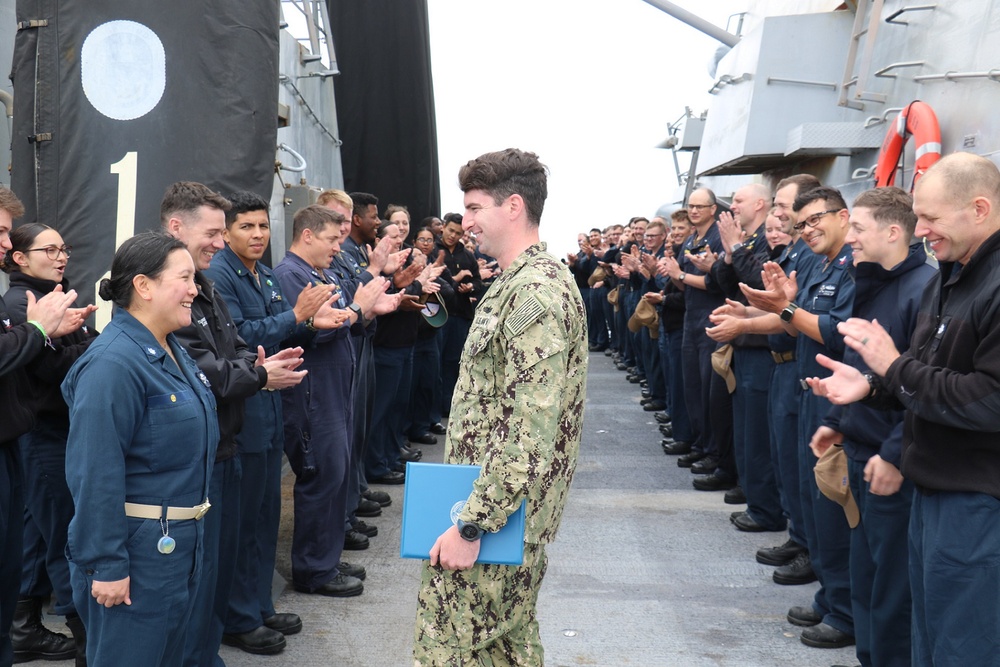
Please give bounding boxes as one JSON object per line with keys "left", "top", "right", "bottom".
{"left": 2, "top": 223, "right": 95, "bottom": 664}
{"left": 61, "top": 231, "right": 219, "bottom": 666}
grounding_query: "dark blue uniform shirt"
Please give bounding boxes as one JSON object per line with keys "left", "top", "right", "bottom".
{"left": 795, "top": 244, "right": 855, "bottom": 379}
{"left": 62, "top": 309, "right": 218, "bottom": 581}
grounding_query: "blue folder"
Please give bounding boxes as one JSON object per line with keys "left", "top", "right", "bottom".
{"left": 400, "top": 462, "right": 525, "bottom": 566}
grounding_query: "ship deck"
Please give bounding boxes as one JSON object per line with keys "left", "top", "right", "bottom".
{"left": 216, "top": 350, "right": 859, "bottom": 667}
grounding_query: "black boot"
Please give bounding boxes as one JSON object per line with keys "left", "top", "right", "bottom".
{"left": 65, "top": 615, "right": 87, "bottom": 667}
{"left": 11, "top": 598, "right": 76, "bottom": 663}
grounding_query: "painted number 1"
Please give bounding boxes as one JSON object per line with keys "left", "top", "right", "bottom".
{"left": 94, "top": 152, "right": 137, "bottom": 331}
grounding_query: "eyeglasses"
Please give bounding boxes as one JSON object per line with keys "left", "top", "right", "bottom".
{"left": 793, "top": 209, "right": 842, "bottom": 232}
{"left": 415, "top": 237, "right": 434, "bottom": 243}
{"left": 687, "top": 204, "right": 715, "bottom": 211}
{"left": 25, "top": 245, "right": 72, "bottom": 260}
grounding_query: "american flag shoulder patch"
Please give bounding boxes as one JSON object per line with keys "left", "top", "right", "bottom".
{"left": 505, "top": 295, "right": 545, "bottom": 337}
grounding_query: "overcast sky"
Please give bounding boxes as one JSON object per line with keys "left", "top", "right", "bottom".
{"left": 428, "top": 0, "right": 747, "bottom": 257}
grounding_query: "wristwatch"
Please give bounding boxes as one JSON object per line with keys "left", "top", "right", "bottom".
{"left": 731, "top": 242, "right": 744, "bottom": 253}
{"left": 780, "top": 302, "right": 799, "bottom": 322}
{"left": 456, "top": 519, "right": 484, "bottom": 542}
{"left": 348, "top": 302, "right": 364, "bottom": 321}
{"left": 677, "top": 272, "right": 687, "bottom": 282}
{"left": 304, "top": 317, "right": 317, "bottom": 332}
{"left": 862, "top": 371, "right": 879, "bottom": 400}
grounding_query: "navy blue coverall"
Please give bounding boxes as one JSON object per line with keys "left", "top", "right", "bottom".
{"left": 273, "top": 251, "right": 355, "bottom": 591}
{"left": 206, "top": 245, "right": 313, "bottom": 635}
{"left": 62, "top": 309, "right": 218, "bottom": 667}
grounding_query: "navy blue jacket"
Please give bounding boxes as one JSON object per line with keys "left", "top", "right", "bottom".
{"left": 205, "top": 246, "right": 315, "bottom": 454}
{"left": 62, "top": 308, "right": 218, "bottom": 581}
{"left": 823, "top": 245, "right": 937, "bottom": 465}
{"left": 273, "top": 251, "right": 355, "bottom": 471}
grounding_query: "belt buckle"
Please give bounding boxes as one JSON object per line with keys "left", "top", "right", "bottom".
{"left": 193, "top": 500, "right": 212, "bottom": 521}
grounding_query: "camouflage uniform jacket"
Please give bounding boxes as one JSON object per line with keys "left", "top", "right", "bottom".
{"left": 447, "top": 242, "right": 587, "bottom": 544}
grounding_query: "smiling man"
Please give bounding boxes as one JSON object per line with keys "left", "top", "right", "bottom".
{"left": 413, "top": 149, "right": 587, "bottom": 666}
{"left": 741, "top": 185, "right": 856, "bottom": 650}
{"left": 205, "top": 191, "right": 351, "bottom": 656}
{"left": 657, "top": 188, "right": 727, "bottom": 477}
{"left": 273, "top": 205, "right": 400, "bottom": 602}
{"left": 806, "top": 186, "right": 936, "bottom": 667}
{"left": 161, "top": 182, "right": 307, "bottom": 667}
{"left": 810, "top": 153, "right": 1000, "bottom": 665}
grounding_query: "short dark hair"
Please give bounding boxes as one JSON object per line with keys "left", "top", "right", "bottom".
{"left": 1, "top": 223, "right": 53, "bottom": 273}
{"left": 458, "top": 148, "right": 548, "bottom": 226}
{"left": 444, "top": 217, "right": 463, "bottom": 229}
{"left": 160, "top": 182, "right": 231, "bottom": 226}
{"left": 793, "top": 186, "right": 847, "bottom": 213}
{"left": 378, "top": 220, "right": 398, "bottom": 238}
{"left": 225, "top": 191, "right": 269, "bottom": 227}
{"left": 670, "top": 210, "right": 689, "bottom": 224}
{"left": 349, "top": 192, "right": 378, "bottom": 219}
{"left": 98, "top": 231, "right": 186, "bottom": 309}
{"left": 853, "top": 186, "right": 917, "bottom": 238}
{"left": 442, "top": 212, "right": 463, "bottom": 226}
{"left": 776, "top": 174, "right": 822, "bottom": 198}
{"left": 292, "top": 205, "right": 343, "bottom": 241}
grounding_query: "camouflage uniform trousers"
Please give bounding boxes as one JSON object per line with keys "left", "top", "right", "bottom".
{"left": 414, "top": 543, "right": 548, "bottom": 666}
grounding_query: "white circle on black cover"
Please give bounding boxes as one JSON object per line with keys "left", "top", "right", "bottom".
{"left": 81, "top": 20, "right": 166, "bottom": 121}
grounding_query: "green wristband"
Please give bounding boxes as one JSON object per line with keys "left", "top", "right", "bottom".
{"left": 26, "top": 320, "right": 47, "bottom": 338}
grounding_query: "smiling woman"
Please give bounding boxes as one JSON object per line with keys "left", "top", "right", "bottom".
{"left": 61, "top": 231, "right": 219, "bottom": 667}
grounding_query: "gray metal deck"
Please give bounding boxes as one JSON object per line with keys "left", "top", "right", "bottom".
{"left": 218, "top": 351, "right": 859, "bottom": 667}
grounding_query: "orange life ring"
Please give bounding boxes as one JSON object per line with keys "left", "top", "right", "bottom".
{"left": 874, "top": 101, "right": 941, "bottom": 189}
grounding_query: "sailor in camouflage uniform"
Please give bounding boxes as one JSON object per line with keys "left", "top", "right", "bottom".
{"left": 414, "top": 149, "right": 587, "bottom": 667}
